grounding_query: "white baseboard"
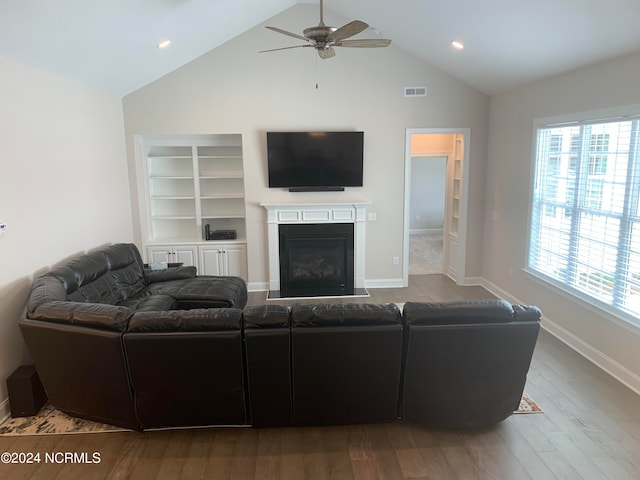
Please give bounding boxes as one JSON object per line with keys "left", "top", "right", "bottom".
{"left": 0, "top": 397, "right": 10, "bottom": 425}
{"left": 365, "top": 278, "right": 404, "bottom": 289}
{"left": 410, "top": 228, "right": 444, "bottom": 235}
{"left": 247, "top": 281, "right": 268, "bottom": 293}
{"left": 459, "top": 276, "right": 484, "bottom": 286}
{"left": 480, "top": 278, "right": 640, "bottom": 396}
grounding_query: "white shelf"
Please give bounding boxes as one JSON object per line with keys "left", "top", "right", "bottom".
{"left": 151, "top": 195, "right": 196, "bottom": 200}
{"left": 200, "top": 194, "right": 244, "bottom": 199}
{"left": 199, "top": 172, "right": 244, "bottom": 179}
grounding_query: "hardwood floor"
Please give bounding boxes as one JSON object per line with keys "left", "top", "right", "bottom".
{"left": 1, "top": 275, "right": 639, "bottom": 479}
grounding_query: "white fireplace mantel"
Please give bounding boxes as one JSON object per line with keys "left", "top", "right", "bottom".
{"left": 261, "top": 202, "right": 369, "bottom": 292}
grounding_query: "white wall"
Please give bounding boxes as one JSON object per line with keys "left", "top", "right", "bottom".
{"left": 122, "top": 4, "right": 489, "bottom": 288}
{"left": 409, "top": 157, "right": 446, "bottom": 231}
{"left": 485, "top": 52, "right": 640, "bottom": 392}
{"left": 0, "top": 56, "right": 134, "bottom": 416}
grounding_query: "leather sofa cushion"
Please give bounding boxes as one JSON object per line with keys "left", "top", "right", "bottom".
{"left": 403, "top": 299, "right": 515, "bottom": 325}
{"left": 144, "top": 266, "right": 197, "bottom": 284}
{"left": 142, "top": 276, "right": 247, "bottom": 308}
{"left": 30, "top": 301, "right": 132, "bottom": 332}
{"left": 128, "top": 308, "right": 242, "bottom": 332}
{"left": 291, "top": 303, "right": 401, "bottom": 327}
{"left": 243, "top": 304, "right": 290, "bottom": 329}
{"left": 118, "top": 294, "right": 177, "bottom": 312}
{"left": 45, "top": 243, "right": 146, "bottom": 306}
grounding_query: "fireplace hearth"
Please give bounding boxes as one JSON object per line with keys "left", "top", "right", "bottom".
{"left": 278, "top": 223, "right": 354, "bottom": 298}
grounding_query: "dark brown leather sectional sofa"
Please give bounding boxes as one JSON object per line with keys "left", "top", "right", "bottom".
{"left": 18, "top": 243, "right": 542, "bottom": 431}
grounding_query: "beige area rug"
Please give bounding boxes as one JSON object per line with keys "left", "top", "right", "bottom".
{"left": 0, "top": 404, "right": 128, "bottom": 436}
{"left": 515, "top": 392, "right": 543, "bottom": 414}
{"left": 0, "top": 393, "right": 542, "bottom": 436}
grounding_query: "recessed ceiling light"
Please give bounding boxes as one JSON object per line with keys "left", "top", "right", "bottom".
{"left": 157, "top": 39, "right": 171, "bottom": 49}
{"left": 451, "top": 40, "right": 464, "bottom": 50}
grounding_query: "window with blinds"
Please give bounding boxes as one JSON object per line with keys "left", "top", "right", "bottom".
{"left": 529, "top": 117, "right": 640, "bottom": 321}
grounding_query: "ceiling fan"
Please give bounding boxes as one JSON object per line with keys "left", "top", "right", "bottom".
{"left": 260, "top": 0, "right": 391, "bottom": 59}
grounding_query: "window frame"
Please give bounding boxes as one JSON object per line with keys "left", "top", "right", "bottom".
{"left": 526, "top": 106, "right": 640, "bottom": 331}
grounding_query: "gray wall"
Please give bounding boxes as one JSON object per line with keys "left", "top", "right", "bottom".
{"left": 409, "top": 156, "right": 446, "bottom": 232}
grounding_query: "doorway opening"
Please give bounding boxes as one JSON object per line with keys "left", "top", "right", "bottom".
{"left": 403, "top": 129, "right": 469, "bottom": 287}
{"left": 408, "top": 155, "right": 446, "bottom": 274}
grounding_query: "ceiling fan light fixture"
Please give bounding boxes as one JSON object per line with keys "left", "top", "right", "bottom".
{"left": 451, "top": 40, "right": 464, "bottom": 50}
{"left": 157, "top": 39, "right": 172, "bottom": 49}
{"left": 261, "top": 0, "right": 391, "bottom": 59}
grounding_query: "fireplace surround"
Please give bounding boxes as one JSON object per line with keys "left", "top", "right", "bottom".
{"left": 262, "top": 202, "right": 369, "bottom": 298}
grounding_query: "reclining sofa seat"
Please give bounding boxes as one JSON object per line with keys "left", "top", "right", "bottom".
{"left": 290, "top": 303, "right": 404, "bottom": 426}
{"left": 19, "top": 304, "right": 139, "bottom": 429}
{"left": 401, "top": 300, "right": 541, "bottom": 428}
{"left": 243, "top": 304, "right": 293, "bottom": 427}
{"left": 123, "top": 308, "right": 247, "bottom": 429}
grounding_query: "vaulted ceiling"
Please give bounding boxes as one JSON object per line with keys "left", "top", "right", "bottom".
{"left": 2, "top": 0, "right": 640, "bottom": 97}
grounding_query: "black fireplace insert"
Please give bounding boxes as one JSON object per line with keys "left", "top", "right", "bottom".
{"left": 279, "top": 223, "right": 355, "bottom": 297}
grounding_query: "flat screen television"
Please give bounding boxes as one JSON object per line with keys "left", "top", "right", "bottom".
{"left": 267, "top": 131, "right": 364, "bottom": 191}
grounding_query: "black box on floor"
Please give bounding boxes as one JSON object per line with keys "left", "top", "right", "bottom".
{"left": 6, "top": 365, "right": 47, "bottom": 417}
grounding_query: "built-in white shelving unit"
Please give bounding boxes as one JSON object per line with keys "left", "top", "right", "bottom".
{"left": 135, "top": 134, "right": 247, "bottom": 279}
{"left": 450, "top": 134, "right": 463, "bottom": 237}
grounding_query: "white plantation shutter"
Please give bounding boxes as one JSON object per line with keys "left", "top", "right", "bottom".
{"left": 529, "top": 117, "right": 640, "bottom": 321}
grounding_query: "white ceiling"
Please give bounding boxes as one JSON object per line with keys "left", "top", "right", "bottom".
{"left": 2, "top": 0, "right": 640, "bottom": 97}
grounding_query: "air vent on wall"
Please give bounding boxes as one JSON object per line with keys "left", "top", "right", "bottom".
{"left": 404, "top": 86, "right": 427, "bottom": 97}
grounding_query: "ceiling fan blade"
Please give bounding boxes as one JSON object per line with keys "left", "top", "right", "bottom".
{"left": 328, "top": 20, "right": 368, "bottom": 42}
{"left": 337, "top": 39, "right": 392, "bottom": 48}
{"left": 266, "top": 26, "right": 309, "bottom": 43}
{"left": 259, "top": 45, "right": 312, "bottom": 53}
{"left": 318, "top": 47, "right": 336, "bottom": 59}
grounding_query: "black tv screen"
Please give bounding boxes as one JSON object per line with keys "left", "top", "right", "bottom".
{"left": 267, "top": 131, "right": 364, "bottom": 189}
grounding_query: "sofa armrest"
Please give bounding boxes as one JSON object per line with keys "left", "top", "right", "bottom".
{"left": 27, "top": 275, "right": 68, "bottom": 316}
{"left": 29, "top": 301, "right": 133, "bottom": 332}
{"left": 513, "top": 304, "right": 542, "bottom": 322}
{"left": 144, "top": 266, "right": 197, "bottom": 284}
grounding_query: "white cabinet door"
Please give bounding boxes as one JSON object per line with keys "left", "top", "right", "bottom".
{"left": 147, "top": 245, "right": 197, "bottom": 267}
{"left": 224, "top": 244, "right": 248, "bottom": 280}
{"left": 174, "top": 246, "right": 197, "bottom": 267}
{"left": 147, "top": 246, "right": 174, "bottom": 264}
{"left": 199, "top": 246, "right": 224, "bottom": 276}
{"left": 198, "top": 243, "right": 247, "bottom": 278}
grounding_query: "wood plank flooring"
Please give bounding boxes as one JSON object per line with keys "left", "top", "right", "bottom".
{"left": 1, "top": 275, "right": 639, "bottom": 479}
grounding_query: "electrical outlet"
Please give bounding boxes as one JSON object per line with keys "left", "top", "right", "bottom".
{"left": 392, "top": 256, "right": 399, "bottom": 265}
{"left": 0, "top": 222, "right": 6, "bottom": 236}
{"left": 368, "top": 212, "right": 377, "bottom": 221}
